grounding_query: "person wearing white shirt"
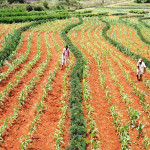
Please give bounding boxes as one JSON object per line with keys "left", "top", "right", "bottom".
{"left": 62, "top": 46, "right": 69, "bottom": 69}
{"left": 137, "top": 58, "right": 146, "bottom": 81}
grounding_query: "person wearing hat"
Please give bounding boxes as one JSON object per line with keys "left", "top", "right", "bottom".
{"left": 62, "top": 45, "right": 69, "bottom": 69}
{"left": 137, "top": 58, "right": 146, "bottom": 81}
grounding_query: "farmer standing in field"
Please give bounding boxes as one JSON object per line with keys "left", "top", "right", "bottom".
{"left": 137, "top": 58, "right": 146, "bottom": 81}
{"left": 62, "top": 45, "right": 69, "bottom": 69}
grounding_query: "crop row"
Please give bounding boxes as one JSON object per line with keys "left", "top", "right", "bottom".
{"left": 139, "top": 17, "right": 150, "bottom": 28}
{"left": 61, "top": 17, "right": 87, "bottom": 149}
{"left": 0, "top": 11, "right": 48, "bottom": 17}
{"left": 0, "top": 13, "right": 70, "bottom": 24}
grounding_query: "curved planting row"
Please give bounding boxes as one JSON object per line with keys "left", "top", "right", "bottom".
{"left": 123, "top": 17, "right": 150, "bottom": 43}
{"left": 119, "top": 17, "right": 150, "bottom": 45}
{"left": 101, "top": 17, "right": 150, "bottom": 70}
{"left": 61, "top": 18, "right": 87, "bottom": 149}
{"left": 107, "top": 19, "right": 150, "bottom": 60}
{"left": 0, "top": 18, "right": 78, "bottom": 149}
{"left": 139, "top": 17, "right": 150, "bottom": 28}
{"left": 0, "top": 23, "right": 29, "bottom": 50}
{"left": 68, "top": 17, "right": 150, "bottom": 149}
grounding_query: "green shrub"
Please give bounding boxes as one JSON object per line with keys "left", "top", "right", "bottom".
{"left": 129, "top": 10, "right": 149, "bottom": 14}
{"left": 134, "top": 0, "right": 142, "bottom": 3}
{"left": 43, "top": 1, "right": 49, "bottom": 9}
{"left": 34, "top": 6, "right": 44, "bottom": 11}
{"left": 26, "top": 5, "right": 33, "bottom": 12}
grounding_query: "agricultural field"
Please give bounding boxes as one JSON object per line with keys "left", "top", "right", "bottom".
{"left": 0, "top": 2, "right": 150, "bottom": 150}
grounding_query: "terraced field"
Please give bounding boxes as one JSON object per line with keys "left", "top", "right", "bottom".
{"left": 0, "top": 10, "right": 150, "bottom": 150}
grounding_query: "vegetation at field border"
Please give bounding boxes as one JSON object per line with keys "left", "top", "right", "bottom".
{"left": 61, "top": 17, "right": 87, "bottom": 149}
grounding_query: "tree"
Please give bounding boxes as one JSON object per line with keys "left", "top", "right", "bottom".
{"left": 134, "top": 0, "right": 142, "bottom": 3}
{"left": 7, "top": 0, "right": 24, "bottom": 4}
{"left": 145, "top": 0, "right": 150, "bottom": 3}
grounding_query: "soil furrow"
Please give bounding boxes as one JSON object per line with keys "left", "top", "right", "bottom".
{"left": 0, "top": 31, "right": 59, "bottom": 149}
{"left": 0, "top": 31, "right": 42, "bottom": 124}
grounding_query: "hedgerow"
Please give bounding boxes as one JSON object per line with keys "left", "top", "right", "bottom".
{"left": 129, "top": 10, "right": 149, "bottom": 14}
{"left": 0, "top": 13, "right": 70, "bottom": 23}
{"left": 111, "top": 12, "right": 127, "bottom": 16}
{"left": 61, "top": 17, "right": 86, "bottom": 149}
{"left": 75, "top": 12, "right": 108, "bottom": 17}
{"left": 121, "top": 14, "right": 144, "bottom": 18}
{"left": 0, "top": 11, "right": 48, "bottom": 17}
{"left": 100, "top": 18, "right": 150, "bottom": 70}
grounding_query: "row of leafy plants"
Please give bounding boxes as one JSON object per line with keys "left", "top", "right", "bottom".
{"left": 0, "top": 13, "right": 70, "bottom": 24}
{"left": 120, "top": 17, "right": 150, "bottom": 45}
{"left": 70, "top": 22, "right": 101, "bottom": 148}
{"left": 129, "top": 10, "right": 149, "bottom": 14}
{"left": 0, "top": 11, "right": 48, "bottom": 17}
{"left": 61, "top": 17, "right": 87, "bottom": 149}
{"left": 100, "top": 17, "right": 150, "bottom": 70}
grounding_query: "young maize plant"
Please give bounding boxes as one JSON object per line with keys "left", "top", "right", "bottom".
{"left": 0, "top": 32, "right": 32, "bottom": 82}
{"left": 128, "top": 106, "right": 140, "bottom": 128}
{"left": 110, "top": 106, "right": 131, "bottom": 150}
{"left": 144, "top": 135, "right": 150, "bottom": 150}
{"left": 0, "top": 32, "right": 50, "bottom": 141}
{"left": 54, "top": 54, "right": 74, "bottom": 150}
{"left": 0, "top": 33, "right": 41, "bottom": 106}
{"left": 0, "top": 28, "right": 7, "bottom": 38}
{"left": 82, "top": 57, "right": 100, "bottom": 150}
{"left": 136, "top": 120, "right": 145, "bottom": 137}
